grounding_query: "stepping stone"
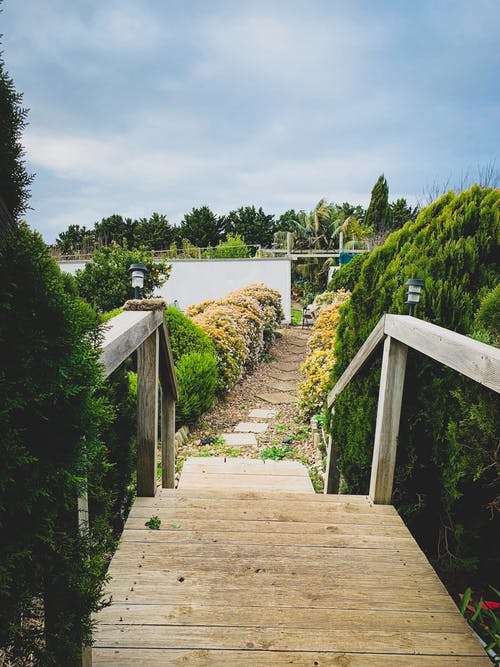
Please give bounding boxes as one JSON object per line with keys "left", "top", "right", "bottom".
{"left": 271, "top": 362, "right": 300, "bottom": 372}
{"left": 255, "top": 391, "right": 298, "bottom": 405}
{"left": 248, "top": 409, "right": 277, "bottom": 419}
{"left": 234, "top": 421, "right": 269, "bottom": 433}
{"left": 264, "top": 379, "right": 297, "bottom": 392}
{"left": 220, "top": 432, "right": 258, "bottom": 447}
{"left": 267, "top": 369, "right": 299, "bottom": 381}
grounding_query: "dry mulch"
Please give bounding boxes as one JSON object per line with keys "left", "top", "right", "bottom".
{"left": 176, "top": 325, "right": 325, "bottom": 489}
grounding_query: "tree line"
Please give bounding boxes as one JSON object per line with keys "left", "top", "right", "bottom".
{"left": 54, "top": 178, "right": 419, "bottom": 255}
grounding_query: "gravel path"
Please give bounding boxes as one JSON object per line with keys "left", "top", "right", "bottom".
{"left": 176, "top": 325, "right": 325, "bottom": 491}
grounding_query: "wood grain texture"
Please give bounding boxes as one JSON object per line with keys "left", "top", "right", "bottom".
{"left": 99, "top": 310, "right": 162, "bottom": 378}
{"left": 384, "top": 314, "right": 500, "bottom": 393}
{"left": 92, "top": 471, "right": 487, "bottom": 664}
{"left": 161, "top": 389, "right": 175, "bottom": 489}
{"left": 136, "top": 330, "right": 159, "bottom": 497}
{"left": 369, "top": 336, "right": 408, "bottom": 504}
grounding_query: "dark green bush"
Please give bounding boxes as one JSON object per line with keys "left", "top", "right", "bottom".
{"left": 164, "top": 305, "right": 215, "bottom": 361}
{"left": 329, "top": 186, "right": 499, "bottom": 580}
{"left": 327, "top": 253, "right": 368, "bottom": 292}
{"left": 175, "top": 352, "right": 218, "bottom": 427}
{"left": 0, "top": 224, "right": 113, "bottom": 664}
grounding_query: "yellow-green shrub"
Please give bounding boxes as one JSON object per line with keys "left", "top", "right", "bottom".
{"left": 186, "top": 284, "right": 283, "bottom": 394}
{"left": 298, "top": 289, "right": 351, "bottom": 416}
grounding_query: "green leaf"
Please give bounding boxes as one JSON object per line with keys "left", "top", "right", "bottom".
{"left": 460, "top": 588, "right": 472, "bottom": 615}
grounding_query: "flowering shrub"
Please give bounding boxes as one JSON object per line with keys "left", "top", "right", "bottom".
{"left": 298, "top": 289, "right": 351, "bottom": 416}
{"left": 186, "top": 284, "right": 283, "bottom": 394}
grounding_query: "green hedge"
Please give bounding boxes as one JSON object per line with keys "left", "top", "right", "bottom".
{"left": 175, "top": 352, "right": 218, "bottom": 428}
{"left": 164, "top": 305, "right": 215, "bottom": 361}
{"left": 329, "top": 186, "right": 499, "bottom": 579}
{"left": 0, "top": 225, "right": 113, "bottom": 664}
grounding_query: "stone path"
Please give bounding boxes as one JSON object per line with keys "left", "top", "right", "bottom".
{"left": 176, "top": 327, "right": 325, "bottom": 490}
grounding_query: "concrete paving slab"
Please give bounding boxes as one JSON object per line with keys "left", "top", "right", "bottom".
{"left": 248, "top": 408, "right": 278, "bottom": 419}
{"left": 234, "top": 422, "right": 269, "bottom": 433}
{"left": 219, "top": 432, "right": 258, "bottom": 447}
{"left": 255, "top": 391, "right": 298, "bottom": 405}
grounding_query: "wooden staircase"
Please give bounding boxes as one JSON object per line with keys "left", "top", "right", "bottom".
{"left": 92, "top": 458, "right": 487, "bottom": 665}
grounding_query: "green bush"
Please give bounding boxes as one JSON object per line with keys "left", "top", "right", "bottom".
{"left": 0, "top": 224, "right": 113, "bottom": 664}
{"left": 327, "top": 253, "right": 368, "bottom": 292}
{"left": 75, "top": 242, "right": 171, "bottom": 312}
{"left": 164, "top": 306, "right": 215, "bottom": 362}
{"left": 329, "top": 186, "right": 499, "bottom": 580}
{"left": 175, "top": 352, "right": 218, "bottom": 427}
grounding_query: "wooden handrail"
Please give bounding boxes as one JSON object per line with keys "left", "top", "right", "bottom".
{"left": 97, "top": 309, "right": 178, "bottom": 497}
{"left": 325, "top": 314, "right": 500, "bottom": 502}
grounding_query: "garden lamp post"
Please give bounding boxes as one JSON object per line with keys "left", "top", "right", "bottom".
{"left": 129, "top": 263, "right": 147, "bottom": 299}
{"left": 406, "top": 278, "right": 424, "bottom": 316}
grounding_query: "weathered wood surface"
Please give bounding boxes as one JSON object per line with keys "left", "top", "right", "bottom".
{"left": 369, "top": 336, "right": 408, "bottom": 504}
{"left": 385, "top": 314, "right": 500, "bottom": 393}
{"left": 99, "top": 310, "right": 163, "bottom": 378}
{"left": 161, "top": 388, "right": 176, "bottom": 489}
{"left": 178, "top": 456, "right": 314, "bottom": 493}
{"left": 93, "top": 462, "right": 486, "bottom": 665}
{"left": 136, "top": 330, "right": 159, "bottom": 497}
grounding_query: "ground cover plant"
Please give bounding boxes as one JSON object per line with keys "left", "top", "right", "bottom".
{"left": 327, "top": 186, "right": 499, "bottom": 584}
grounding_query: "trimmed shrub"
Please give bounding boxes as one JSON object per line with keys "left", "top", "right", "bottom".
{"left": 175, "top": 352, "right": 218, "bottom": 427}
{"left": 298, "top": 290, "right": 351, "bottom": 417}
{"left": 164, "top": 305, "right": 215, "bottom": 362}
{"left": 329, "top": 186, "right": 499, "bottom": 579}
{"left": 186, "top": 284, "right": 283, "bottom": 394}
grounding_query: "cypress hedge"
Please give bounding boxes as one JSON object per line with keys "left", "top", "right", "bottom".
{"left": 329, "top": 186, "right": 499, "bottom": 580}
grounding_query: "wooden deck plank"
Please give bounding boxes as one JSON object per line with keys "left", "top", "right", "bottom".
{"left": 94, "top": 625, "right": 484, "bottom": 656}
{"left": 93, "top": 649, "right": 487, "bottom": 666}
{"left": 95, "top": 603, "right": 468, "bottom": 632}
{"left": 92, "top": 459, "right": 487, "bottom": 664}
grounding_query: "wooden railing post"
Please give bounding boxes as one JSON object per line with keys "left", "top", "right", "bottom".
{"left": 137, "top": 329, "right": 159, "bottom": 496}
{"left": 161, "top": 386, "right": 176, "bottom": 488}
{"left": 324, "top": 433, "right": 340, "bottom": 494}
{"left": 369, "top": 335, "right": 408, "bottom": 504}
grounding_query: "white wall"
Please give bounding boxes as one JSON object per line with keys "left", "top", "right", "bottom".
{"left": 58, "top": 258, "right": 292, "bottom": 322}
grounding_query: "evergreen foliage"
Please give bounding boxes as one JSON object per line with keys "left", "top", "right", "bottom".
{"left": 329, "top": 186, "right": 499, "bottom": 579}
{"left": 0, "top": 225, "right": 112, "bottom": 664}
{"left": 164, "top": 306, "right": 215, "bottom": 362}
{"left": 221, "top": 205, "right": 276, "bottom": 247}
{"left": 327, "top": 253, "right": 369, "bottom": 292}
{"left": 177, "top": 205, "right": 224, "bottom": 247}
{"left": 175, "top": 352, "right": 218, "bottom": 427}
{"left": 364, "top": 174, "right": 390, "bottom": 235}
{"left": 75, "top": 242, "right": 170, "bottom": 311}
{"left": 0, "top": 47, "right": 33, "bottom": 227}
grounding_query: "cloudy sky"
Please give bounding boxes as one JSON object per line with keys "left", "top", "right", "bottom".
{"left": 2, "top": 0, "right": 499, "bottom": 242}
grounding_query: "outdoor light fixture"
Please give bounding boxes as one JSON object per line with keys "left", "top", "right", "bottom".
{"left": 129, "top": 263, "right": 147, "bottom": 299}
{"left": 406, "top": 278, "right": 424, "bottom": 316}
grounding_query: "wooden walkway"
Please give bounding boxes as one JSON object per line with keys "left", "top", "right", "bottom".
{"left": 93, "top": 457, "right": 487, "bottom": 665}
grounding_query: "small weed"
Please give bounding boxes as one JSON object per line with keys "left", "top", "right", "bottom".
{"left": 275, "top": 424, "right": 288, "bottom": 433}
{"left": 261, "top": 444, "right": 296, "bottom": 461}
{"left": 262, "top": 353, "right": 276, "bottom": 363}
{"left": 145, "top": 515, "right": 161, "bottom": 530}
{"left": 309, "top": 467, "right": 324, "bottom": 493}
{"left": 171, "top": 522, "right": 181, "bottom": 529}
{"left": 194, "top": 451, "right": 213, "bottom": 457}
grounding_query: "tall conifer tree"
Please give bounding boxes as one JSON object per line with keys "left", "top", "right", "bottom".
{"left": 364, "top": 174, "right": 390, "bottom": 235}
